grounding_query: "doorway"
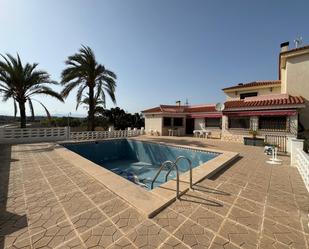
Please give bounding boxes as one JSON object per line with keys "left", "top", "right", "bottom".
{"left": 186, "top": 118, "right": 194, "bottom": 134}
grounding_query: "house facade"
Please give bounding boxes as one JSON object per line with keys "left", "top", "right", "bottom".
{"left": 142, "top": 42, "right": 309, "bottom": 145}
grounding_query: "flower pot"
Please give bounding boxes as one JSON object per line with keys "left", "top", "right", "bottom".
{"left": 243, "top": 137, "right": 264, "bottom": 147}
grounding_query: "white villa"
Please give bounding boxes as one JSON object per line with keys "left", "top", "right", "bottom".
{"left": 142, "top": 42, "right": 309, "bottom": 147}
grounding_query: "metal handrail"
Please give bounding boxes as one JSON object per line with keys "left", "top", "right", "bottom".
{"left": 165, "top": 156, "right": 193, "bottom": 189}
{"left": 150, "top": 160, "right": 180, "bottom": 199}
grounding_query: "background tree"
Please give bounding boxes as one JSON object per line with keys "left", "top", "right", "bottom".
{"left": 61, "top": 45, "right": 116, "bottom": 131}
{"left": 76, "top": 93, "right": 105, "bottom": 116}
{"left": 0, "top": 54, "right": 63, "bottom": 128}
{"left": 101, "top": 107, "right": 144, "bottom": 129}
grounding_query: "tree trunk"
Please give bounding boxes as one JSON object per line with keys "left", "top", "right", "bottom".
{"left": 18, "top": 101, "right": 26, "bottom": 128}
{"left": 88, "top": 86, "right": 95, "bottom": 131}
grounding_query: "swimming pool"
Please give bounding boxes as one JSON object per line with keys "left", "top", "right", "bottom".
{"left": 64, "top": 139, "right": 219, "bottom": 190}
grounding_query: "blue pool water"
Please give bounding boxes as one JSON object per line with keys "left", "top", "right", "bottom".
{"left": 64, "top": 139, "right": 219, "bottom": 190}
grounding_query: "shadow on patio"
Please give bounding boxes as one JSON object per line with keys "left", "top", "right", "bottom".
{"left": 0, "top": 145, "right": 28, "bottom": 249}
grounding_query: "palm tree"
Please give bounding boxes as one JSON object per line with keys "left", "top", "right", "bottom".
{"left": 77, "top": 93, "right": 105, "bottom": 116}
{"left": 0, "top": 54, "right": 63, "bottom": 128}
{"left": 61, "top": 45, "right": 116, "bottom": 131}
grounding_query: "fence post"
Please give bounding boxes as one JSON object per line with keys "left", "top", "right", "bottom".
{"left": 291, "top": 139, "right": 304, "bottom": 166}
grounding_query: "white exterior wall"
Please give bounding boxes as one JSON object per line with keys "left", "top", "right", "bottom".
{"left": 225, "top": 86, "right": 281, "bottom": 100}
{"left": 282, "top": 52, "right": 309, "bottom": 131}
{"left": 144, "top": 115, "right": 162, "bottom": 135}
{"left": 194, "top": 118, "right": 205, "bottom": 130}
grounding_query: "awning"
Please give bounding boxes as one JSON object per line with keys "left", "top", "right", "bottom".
{"left": 223, "top": 110, "right": 297, "bottom": 117}
{"left": 187, "top": 113, "right": 222, "bottom": 118}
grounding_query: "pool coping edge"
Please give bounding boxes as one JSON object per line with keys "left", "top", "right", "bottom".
{"left": 55, "top": 138, "right": 239, "bottom": 218}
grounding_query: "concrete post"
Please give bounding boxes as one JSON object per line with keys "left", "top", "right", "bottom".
{"left": 290, "top": 139, "right": 304, "bottom": 166}
{"left": 221, "top": 115, "right": 228, "bottom": 133}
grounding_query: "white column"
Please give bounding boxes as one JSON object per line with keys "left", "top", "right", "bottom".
{"left": 250, "top": 116, "right": 258, "bottom": 131}
{"left": 290, "top": 139, "right": 304, "bottom": 166}
{"left": 221, "top": 115, "right": 228, "bottom": 132}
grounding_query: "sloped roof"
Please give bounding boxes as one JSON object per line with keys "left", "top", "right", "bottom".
{"left": 142, "top": 104, "right": 217, "bottom": 114}
{"left": 222, "top": 80, "right": 281, "bottom": 91}
{"left": 224, "top": 94, "right": 304, "bottom": 110}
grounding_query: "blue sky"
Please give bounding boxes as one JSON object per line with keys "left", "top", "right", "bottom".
{"left": 0, "top": 0, "right": 309, "bottom": 116}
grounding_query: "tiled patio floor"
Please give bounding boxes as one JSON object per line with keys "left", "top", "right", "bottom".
{"left": 0, "top": 136, "right": 309, "bottom": 248}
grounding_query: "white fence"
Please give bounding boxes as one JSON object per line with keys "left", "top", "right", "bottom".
{"left": 0, "top": 127, "right": 144, "bottom": 144}
{"left": 296, "top": 148, "right": 309, "bottom": 192}
{"left": 0, "top": 127, "right": 69, "bottom": 144}
{"left": 70, "top": 129, "right": 143, "bottom": 140}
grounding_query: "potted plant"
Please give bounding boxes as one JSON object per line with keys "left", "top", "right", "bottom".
{"left": 244, "top": 129, "right": 264, "bottom": 146}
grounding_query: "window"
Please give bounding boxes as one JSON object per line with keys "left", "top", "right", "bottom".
{"left": 205, "top": 118, "right": 221, "bottom": 128}
{"left": 259, "top": 116, "right": 287, "bottom": 131}
{"left": 163, "top": 117, "right": 172, "bottom": 127}
{"left": 173, "top": 117, "right": 183, "bottom": 126}
{"left": 228, "top": 117, "right": 250, "bottom": 129}
{"left": 240, "top": 92, "right": 258, "bottom": 99}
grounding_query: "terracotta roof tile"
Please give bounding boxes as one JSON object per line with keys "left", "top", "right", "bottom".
{"left": 142, "top": 107, "right": 161, "bottom": 113}
{"left": 142, "top": 104, "right": 217, "bottom": 113}
{"left": 224, "top": 95, "right": 304, "bottom": 110}
{"left": 222, "top": 80, "right": 281, "bottom": 91}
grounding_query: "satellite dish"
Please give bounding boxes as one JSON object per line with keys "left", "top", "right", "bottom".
{"left": 215, "top": 103, "right": 225, "bottom": 112}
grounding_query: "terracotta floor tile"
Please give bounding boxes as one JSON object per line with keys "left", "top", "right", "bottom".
{"left": 128, "top": 220, "right": 169, "bottom": 249}
{"left": 152, "top": 208, "right": 186, "bottom": 233}
{"left": 31, "top": 220, "right": 76, "bottom": 249}
{"left": 190, "top": 206, "right": 224, "bottom": 232}
{"left": 159, "top": 236, "right": 189, "bottom": 249}
{"left": 264, "top": 206, "right": 303, "bottom": 232}
{"left": 99, "top": 197, "right": 130, "bottom": 218}
{"left": 111, "top": 207, "right": 145, "bottom": 234}
{"left": 58, "top": 191, "right": 95, "bottom": 218}
{"left": 258, "top": 235, "right": 289, "bottom": 249}
{"left": 228, "top": 206, "right": 263, "bottom": 231}
{"left": 234, "top": 197, "right": 264, "bottom": 216}
{"left": 58, "top": 237, "right": 86, "bottom": 249}
{"left": 108, "top": 237, "right": 137, "bottom": 249}
{"left": 71, "top": 207, "right": 107, "bottom": 234}
{"left": 81, "top": 219, "right": 123, "bottom": 248}
{"left": 219, "top": 219, "right": 259, "bottom": 249}
{"left": 28, "top": 206, "right": 67, "bottom": 235}
{"left": 87, "top": 189, "right": 116, "bottom": 205}
{"left": 262, "top": 218, "right": 307, "bottom": 249}
{"left": 173, "top": 219, "right": 214, "bottom": 248}
{"left": 209, "top": 236, "right": 240, "bottom": 249}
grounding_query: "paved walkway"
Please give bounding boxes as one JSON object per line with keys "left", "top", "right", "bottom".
{"left": 0, "top": 137, "right": 308, "bottom": 248}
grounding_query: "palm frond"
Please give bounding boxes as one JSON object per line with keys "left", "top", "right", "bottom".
{"left": 31, "top": 99, "right": 51, "bottom": 119}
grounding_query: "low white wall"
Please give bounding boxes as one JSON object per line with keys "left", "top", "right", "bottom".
{"left": 290, "top": 139, "right": 309, "bottom": 192}
{"left": 144, "top": 116, "right": 162, "bottom": 135}
{"left": 70, "top": 129, "right": 143, "bottom": 140}
{"left": 290, "top": 139, "right": 305, "bottom": 166}
{"left": 0, "top": 127, "right": 69, "bottom": 144}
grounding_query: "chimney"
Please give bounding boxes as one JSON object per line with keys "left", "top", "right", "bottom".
{"left": 176, "top": 100, "right": 181, "bottom": 107}
{"left": 280, "top": 42, "right": 289, "bottom": 52}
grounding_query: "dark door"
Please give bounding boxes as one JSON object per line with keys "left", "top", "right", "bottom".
{"left": 186, "top": 118, "right": 194, "bottom": 134}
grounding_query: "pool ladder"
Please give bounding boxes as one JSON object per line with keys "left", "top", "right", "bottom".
{"left": 150, "top": 156, "right": 192, "bottom": 199}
